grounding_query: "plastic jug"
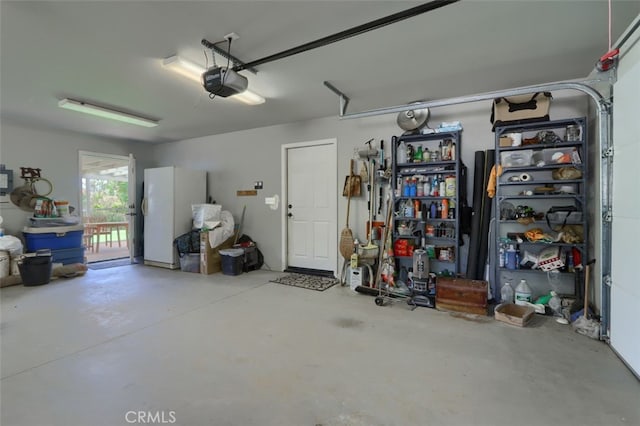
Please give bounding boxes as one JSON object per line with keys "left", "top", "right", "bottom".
{"left": 515, "top": 279, "right": 532, "bottom": 306}
{"left": 397, "top": 142, "right": 407, "bottom": 164}
{"left": 506, "top": 245, "right": 517, "bottom": 270}
{"left": 501, "top": 281, "right": 514, "bottom": 304}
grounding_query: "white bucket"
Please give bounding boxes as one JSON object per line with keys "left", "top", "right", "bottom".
{"left": 0, "top": 250, "right": 10, "bottom": 279}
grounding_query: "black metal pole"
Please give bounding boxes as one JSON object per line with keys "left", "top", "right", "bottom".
{"left": 233, "top": 0, "right": 459, "bottom": 72}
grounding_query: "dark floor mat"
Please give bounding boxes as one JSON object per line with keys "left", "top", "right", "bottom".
{"left": 270, "top": 273, "right": 339, "bottom": 292}
{"left": 283, "top": 267, "right": 335, "bottom": 278}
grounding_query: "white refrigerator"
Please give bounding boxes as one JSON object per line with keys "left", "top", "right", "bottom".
{"left": 143, "top": 166, "right": 206, "bottom": 269}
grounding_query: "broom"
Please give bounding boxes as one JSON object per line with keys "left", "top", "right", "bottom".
{"left": 339, "top": 159, "right": 355, "bottom": 259}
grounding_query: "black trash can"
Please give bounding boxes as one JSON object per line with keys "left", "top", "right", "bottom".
{"left": 220, "top": 249, "right": 244, "bottom": 276}
{"left": 18, "top": 251, "right": 53, "bottom": 286}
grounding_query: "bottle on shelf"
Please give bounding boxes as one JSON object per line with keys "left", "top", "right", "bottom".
{"left": 451, "top": 142, "right": 456, "bottom": 161}
{"left": 409, "top": 179, "right": 417, "bottom": 197}
{"left": 506, "top": 244, "right": 517, "bottom": 270}
{"left": 432, "top": 175, "right": 439, "bottom": 196}
{"left": 515, "top": 279, "right": 532, "bottom": 306}
{"left": 430, "top": 202, "right": 437, "bottom": 219}
{"left": 423, "top": 148, "right": 431, "bottom": 162}
{"left": 436, "top": 202, "right": 442, "bottom": 218}
{"left": 417, "top": 178, "right": 424, "bottom": 197}
{"left": 441, "top": 198, "right": 449, "bottom": 219}
{"left": 501, "top": 281, "right": 514, "bottom": 304}
{"left": 445, "top": 175, "right": 456, "bottom": 197}
{"left": 439, "top": 177, "right": 446, "bottom": 197}
{"left": 414, "top": 199, "right": 421, "bottom": 219}
{"left": 397, "top": 142, "right": 407, "bottom": 164}
{"left": 402, "top": 178, "right": 410, "bottom": 197}
{"left": 499, "top": 243, "right": 506, "bottom": 268}
{"left": 414, "top": 146, "right": 423, "bottom": 163}
{"left": 404, "top": 199, "right": 414, "bottom": 218}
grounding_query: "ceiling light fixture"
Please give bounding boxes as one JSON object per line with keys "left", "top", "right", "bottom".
{"left": 58, "top": 99, "right": 158, "bottom": 128}
{"left": 162, "top": 55, "right": 265, "bottom": 106}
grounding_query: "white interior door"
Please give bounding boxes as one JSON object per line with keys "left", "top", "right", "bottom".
{"left": 127, "top": 154, "right": 136, "bottom": 263}
{"left": 286, "top": 141, "right": 337, "bottom": 272}
{"left": 610, "top": 26, "right": 640, "bottom": 377}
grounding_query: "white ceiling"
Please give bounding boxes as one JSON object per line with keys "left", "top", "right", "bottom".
{"left": 1, "top": 1, "right": 638, "bottom": 144}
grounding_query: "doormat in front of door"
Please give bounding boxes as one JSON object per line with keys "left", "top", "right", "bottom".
{"left": 270, "top": 273, "right": 339, "bottom": 291}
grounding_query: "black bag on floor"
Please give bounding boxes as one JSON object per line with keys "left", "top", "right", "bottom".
{"left": 174, "top": 230, "right": 201, "bottom": 255}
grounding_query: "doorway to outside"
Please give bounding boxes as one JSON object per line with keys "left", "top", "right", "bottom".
{"left": 282, "top": 139, "right": 337, "bottom": 276}
{"left": 79, "top": 152, "right": 135, "bottom": 264}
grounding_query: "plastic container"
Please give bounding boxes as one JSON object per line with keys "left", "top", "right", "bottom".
{"left": 397, "top": 142, "right": 407, "bottom": 164}
{"left": 54, "top": 201, "right": 70, "bottom": 217}
{"left": 501, "top": 281, "right": 514, "bottom": 304}
{"left": 51, "top": 247, "right": 85, "bottom": 265}
{"left": 23, "top": 225, "right": 84, "bottom": 251}
{"left": 220, "top": 248, "right": 244, "bottom": 276}
{"left": 505, "top": 245, "right": 517, "bottom": 270}
{"left": 18, "top": 251, "right": 53, "bottom": 286}
{"left": 515, "top": 279, "right": 532, "bottom": 306}
{"left": 179, "top": 253, "right": 200, "bottom": 273}
{"left": 500, "top": 150, "right": 533, "bottom": 168}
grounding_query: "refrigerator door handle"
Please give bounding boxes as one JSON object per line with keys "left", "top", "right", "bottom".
{"left": 141, "top": 197, "right": 148, "bottom": 216}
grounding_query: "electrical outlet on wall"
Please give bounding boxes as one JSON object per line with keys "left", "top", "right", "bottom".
{"left": 254, "top": 181, "right": 263, "bottom": 190}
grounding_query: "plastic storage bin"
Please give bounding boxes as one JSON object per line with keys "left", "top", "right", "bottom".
{"left": 51, "top": 247, "right": 85, "bottom": 265}
{"left": 500, "top": 150, "right": 533, "bottom": 167}
{"left": 23, "top": 225, "right": 84, "bottom": 251}
{"left": 179, "top": 253, "right": 200, "bottom": 273}
{"left": 18, "top": 251, "right": 53, "bottom": 286}
{"left": 220, "top": 248, "right": 244, "bottom": 276}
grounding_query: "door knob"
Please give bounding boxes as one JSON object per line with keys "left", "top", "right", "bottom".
{"left": 288, "top": 213, "right": 293, "bottom": 217}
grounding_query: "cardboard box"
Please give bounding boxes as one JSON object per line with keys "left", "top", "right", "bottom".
{"left": 200, "top": 232, "right": 235, "bottom": 274}
{"left": 495, "top": 303, "right": 535, "bottom": 327}
{"left": 499, "top": 136, "right": 513, "bottom": 147}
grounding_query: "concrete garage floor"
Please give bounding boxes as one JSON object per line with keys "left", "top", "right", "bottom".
{"left": 1, "top": 266, "right": 639, "bottom": 426}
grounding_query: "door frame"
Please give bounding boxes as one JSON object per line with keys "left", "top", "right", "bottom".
{"left": 78, "top": 150, "right": 134, "bottom": 263}
{"left": 280, "top": 139, "right": 338, "bottom": 274}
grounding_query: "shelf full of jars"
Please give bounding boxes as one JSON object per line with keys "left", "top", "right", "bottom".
{"left": 493, "top": 117, "right": 588, "bottom": 302}
{"left": 391, "top": 131, "right": 462, "bottom": 285}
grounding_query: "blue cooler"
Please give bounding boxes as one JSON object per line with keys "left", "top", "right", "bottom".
{"left": 23, "top": 225, "right": 84, "bottom": 252}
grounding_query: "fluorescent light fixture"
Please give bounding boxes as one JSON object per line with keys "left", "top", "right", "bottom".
{"left": 162, "top": 55, "right": 265, "bottom": 106}
{"left": 231, "top": 90, "right": 266, "bottom": 105}
{"left": 162, "top": 56, "right": 204, "bottom": 84}
{"left": 58, "top": 99, "right": 158, "bottom": 128}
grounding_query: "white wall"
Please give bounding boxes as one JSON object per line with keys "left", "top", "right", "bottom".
{"left": 152, "top": 94, "right": 589, "bottom": 278}
{"left": 0, "top": 121, "right": 151, "bottom": 255}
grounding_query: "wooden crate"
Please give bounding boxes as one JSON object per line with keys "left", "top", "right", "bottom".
{"left": 435, "top": 277, "right": 488, "bottom": 315}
